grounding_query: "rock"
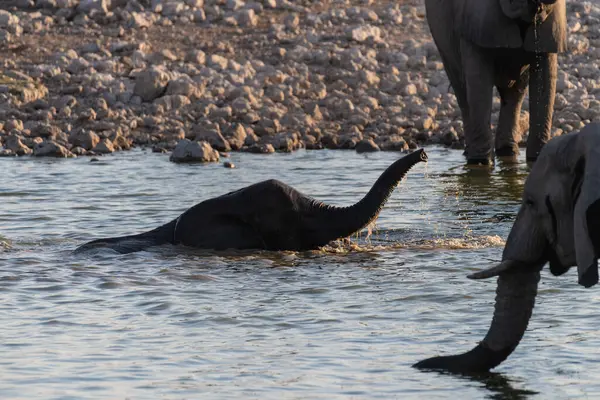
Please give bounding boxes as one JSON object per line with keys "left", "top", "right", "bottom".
{"left": 0, "top": 11, "right": 19, "bottom": 28}
{"left": 111, "top": 132, "right": 132, "bottom": 150}
{"left": 76, "top": 0, "right": 109, "bottom": 14}
{"left": 355, "top": 138, "right": 380, "bottom": 153}
{"left": 33, "top": 140, "right": 72, "bottom": 157}
{"left": 153, "top": 94, "right": 191, "bottom": 111}
{"left": 404, "top": 83, "right": 418, "bottom": 96}
{"left": 419, "top": 117, "right": 435, "bottom": 130}
{"left": 133, "top": 67, "right": 170, "bottom": 102}
{"left": 128, "top": 12, "right": 153, "bottom": 29}
{"left": 244, "top": 129, "right": 260, "bottom": 146}
{"left": 284, "top": 13, "right": 299, "bottom": 30}
{"left": 162, "top": 1, "right": 185, "bottom": 16}
{"left": 519, "top": 111, "right": 530, "bottom": 135}
{"left": 208, "top": 54, "right": 229, "bottom": 70}
{"left": 0, "top": 149, "right": 15, "bottom": 157}
{"left": 92, "top": 138, "right": 115, "bottom": 154}
{"left": 32, "top": 123, "right": 61, "bottom": 139}
{"left": 347, "top": 25, "right": 381, "bottom": 42}
{"left": 209, "top": 106, "right": 233, "bottom": 120}
{"left": 226, "top": 0, "right": 244, "bottom": 10}
{"left": 69, "top": 129, "right": 100, "bottom": 150}
{"left": 193, "top": 8, "right": 206, "bottom": 22}
{"left": 185, "top": 49, "right": 206, "bottom": 65}
{"left": 269, "top": 132, "right": 299, "bottom": 152}
{"left": 441, "top": 128, "right": 459, "bottom": 146}
{"left": 193, "top": 126, "right": 231, "bottom": 152}
{"left": 4, "top": 135, "right": 32, "bottom": 156}
{"left": 223, "top": 161, "right": 235, "bottom": 168}
{"left": 66, "top": 58, "right": 90, "bottom": 74}
{"left": 166, "top": 76, "right": 200, "bottom": 98}
{"left": 244, "top": 143, "right": 275, "bottom": 154}
{"left": 170, "top": 139, "right": 220, "bottom": 163}
{"left": 236, "top": 9, "right": 257, "bottom": 27}
{"left": 379, "top": 135, "right": 408, "bottom": 151}
{"left": 225, "top": 124, "right": 247, "bottom": 150}
{"left": 185, "top": 0, "right": 204, "bottom": 7}
{"left": 71, "top": 146, "right": 87, "bottom": 156}
{"left": 5, "top": 119, "right": 24, "bottom": 131}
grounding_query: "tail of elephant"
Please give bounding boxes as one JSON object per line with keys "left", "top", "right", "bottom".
{"left": 73, "top": 218, "right": 178, "bottom": 255}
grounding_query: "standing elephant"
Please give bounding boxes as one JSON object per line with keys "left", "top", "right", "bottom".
{"left": 425, "top": 0, "right": 567, "bottom": 165}
{"left": 414, "top": 123, "right": 600, "bottom": 373}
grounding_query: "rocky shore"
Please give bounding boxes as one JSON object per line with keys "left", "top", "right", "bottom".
{"left": 0, "top": 0, "right": 599, "bottom": 162}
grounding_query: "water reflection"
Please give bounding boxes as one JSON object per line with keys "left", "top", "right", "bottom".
{"left": 459, "top": 372, "right": 539, "bottom": 400}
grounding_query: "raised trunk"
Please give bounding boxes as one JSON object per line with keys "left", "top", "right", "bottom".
{"left": 311, "top": 149, "right": 427, "bottom": 242}
{"left": 413, "top": 268, "right": 540, "bottom": 373}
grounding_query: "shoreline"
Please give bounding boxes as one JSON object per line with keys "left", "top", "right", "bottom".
{"left": 1, "top": 0, "right": 598, "bottom": 162}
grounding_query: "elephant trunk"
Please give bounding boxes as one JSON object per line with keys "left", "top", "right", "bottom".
{"left": 526, "top": 53, "right": 557, "bottom": 161}
{"left": 315, "top": 149, "right": 427, "bottom": 242}
{"left": 413, "top": 268, "right": 540, "bottom": 373}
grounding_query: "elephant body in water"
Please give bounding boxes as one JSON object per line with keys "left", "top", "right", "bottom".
{"left": 415, "top": 123, "right": 600, "bottom": 373}
{"left": 424, "top": 0, "right": 566, "bottom": 165}
{"left": 75, "top": 149, "right": 427, "bottom": 254}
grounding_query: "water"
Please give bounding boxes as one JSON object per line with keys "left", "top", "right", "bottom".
{"left": 1, "top": 147, "right": 599, "bottom": 399}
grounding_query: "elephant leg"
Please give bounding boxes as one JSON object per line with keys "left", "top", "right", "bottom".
{"left": 526, "top": 52, "right": 557, "bottom": 162}
{"left": 423, "top": 0, "right": 469, "bottom": 143}
{"left": 460, "top": 39, "right": 495, "bottom": 165}
{"left": 495, "top": 76, "right": 528, "bottom": 159}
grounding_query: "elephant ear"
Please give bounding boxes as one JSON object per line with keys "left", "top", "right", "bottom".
{"left": 573, "top": 123, "right": 600, "bottom": 288}
{"left": 455, "top": 0, "right": 522, "bottom": 48}
{"left": 523, "top": 0, "right": 567, "bottom": 53}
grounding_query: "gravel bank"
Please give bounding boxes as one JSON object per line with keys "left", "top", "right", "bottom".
{"left": 0, "top": 0, "right": 599, "bottom": 161}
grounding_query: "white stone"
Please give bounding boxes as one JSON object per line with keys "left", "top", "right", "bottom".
{"left": 170, "top": 139, "right": 220, "bottom": 163}
{"left": 347, "top": 25, "right": 381, "bottom": 42}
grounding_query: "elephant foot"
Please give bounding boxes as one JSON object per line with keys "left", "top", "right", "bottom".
{"left": 525, "top": 156, "right": 538, "bottom": 163}
{"left": 495, "top": 146, "right": 519, "bottom": 164}
{"left": 466, "top": 158, "right": 493, "bottom": 167}
{"left": 495, "top": 146, "right": 519, "bottom": 158}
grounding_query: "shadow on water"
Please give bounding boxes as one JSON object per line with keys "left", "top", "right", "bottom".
{"left": 445, "top": 371, "right": 539, "bottom": 400}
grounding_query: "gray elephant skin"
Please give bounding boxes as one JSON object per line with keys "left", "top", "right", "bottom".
{"left": 414, "top": 123, "right": 600, "bottom": 373}
{"left": 425, "top": 0, "right": 567, "bottom": 164}
{"left": 74, "top": 149, "right": 428, "bottom": 254}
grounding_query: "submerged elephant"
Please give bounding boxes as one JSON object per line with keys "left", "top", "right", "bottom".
{"left": 414, "top": 123, "right": 600, "bottom": 373}
{"left": 425, "top": 0, "right": 567, "bottom": 165}
{"left": 74, "top": 149, "right": 428, "bottom": 254}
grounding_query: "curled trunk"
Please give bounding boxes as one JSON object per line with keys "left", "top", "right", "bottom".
{"left": 413, "top": 268, "right": 540, "bottom": 373}
{"left": 310, "top": 149, "right": 427, "bottom": 242}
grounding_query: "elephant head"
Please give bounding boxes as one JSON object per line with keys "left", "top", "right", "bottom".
{"left": 414, "top": 123, "right": 600, "bottom": 373}
{"left": 456, "top": 0, "right": 566, "bottom": 52}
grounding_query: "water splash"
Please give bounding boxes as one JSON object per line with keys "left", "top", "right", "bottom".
{"left": 0, "top": 235, "right": 12, "bottom": 251}
{"left": 318, "top": 234, "right": 505, "bottom": 254}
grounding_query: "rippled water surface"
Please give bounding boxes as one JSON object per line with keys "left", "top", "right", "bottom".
{"left": 2, "top": 147, "right": 600, "bottom": 399}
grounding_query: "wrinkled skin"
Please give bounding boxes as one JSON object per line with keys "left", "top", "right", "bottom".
{"left": 74, "top": 149, "right": 428, "bottom": 254}
{"left": 425, "top": 0, "right": 566, "bottom": 165}
{"left": 414, "top": 123, "right": 600, "bottom": 373}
